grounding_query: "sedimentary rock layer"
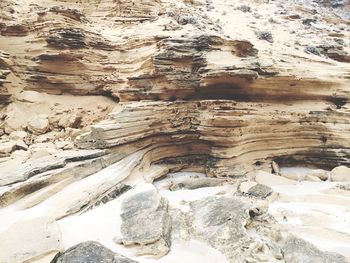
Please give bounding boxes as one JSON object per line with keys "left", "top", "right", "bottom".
{"left": 0, "top": 0, "right": 350, "bottom": 260}
{"left": 77, "top": 99, "right": 350, "bottom": 176}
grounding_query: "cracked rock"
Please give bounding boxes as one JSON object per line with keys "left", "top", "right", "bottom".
{"left": 117, "top": 186, "right": 171, "bottom": 258}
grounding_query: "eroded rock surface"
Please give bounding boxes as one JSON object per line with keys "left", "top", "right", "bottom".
{"left": 190, "top": 196, "right": 252, "bottom": 261}
{"left": 0, "top": 0, "right": 350, "bottom": 262}
{"left": 118, "top": 187, "right": 172, "bottom": 257}
{"left": 188, "top": 196, "right": 278, "bottom": 262}
{"left": 282, "top": 236, "right": 348, "bottom": 263}
{"left": 52, "top": 241, "right": 137, "bottom": 263}
{"left": 246, "top": 183, "right": 274, "bottom": 199}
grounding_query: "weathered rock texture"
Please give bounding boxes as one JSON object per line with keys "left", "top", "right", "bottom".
{"left": 188, "top": 196, "right": 276, "bottom": 262}
{"left": 282, "top": 235, "right": 348, "bottom": 263}
{"left": 51, "top": 241, "right": 137, "bottom": 263}
{"left": 0, "top": 0, "right": 349, "bottom": 178}
{"left": 0, "top": 0, "right": 350, "bottom": 261}
{"left": 118, "top": 187, "right": 171, "bottom": 257}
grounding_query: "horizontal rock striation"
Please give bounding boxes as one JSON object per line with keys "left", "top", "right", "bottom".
{"left": 0, "top": 0, "right": 350, "bottom": 262}
{"left": 77, "top": 99, "right": 350, "bottom": 176}
{"left": 0, "top": 0, "right": 349, "bottom": 178}
{"left": 0, "top": 0, "right": 159, "bottom": 97}
{"left": 0, "top": 50, "right": 11, "bottom": 107}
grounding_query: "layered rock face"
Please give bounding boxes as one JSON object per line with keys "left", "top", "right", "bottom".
{"left": 1, "top": 0, "right": 349, "bottom": 176}
{"left": 0, "top": 0, "right": 350, "bottom": 262}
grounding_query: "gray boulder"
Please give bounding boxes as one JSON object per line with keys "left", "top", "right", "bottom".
{"left": 247, "top": 183, "right": 273, "bottom": 199}
{"left": 51, "top": 241, "right": 137, "bottom": 263}
{"left": 117, "top": 187, "right": 171, "bottom": 258}
{"left": 189, "top": 196, "right": 276, "bottom": 262}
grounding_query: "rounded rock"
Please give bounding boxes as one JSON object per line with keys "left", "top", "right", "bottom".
{"left": 330, "top": 166, "right": 350, "bottom": 182}
{"left": 28, "top": 117, "right": 50, "bottom": 135}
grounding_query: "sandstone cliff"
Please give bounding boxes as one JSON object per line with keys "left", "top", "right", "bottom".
{"left": 0, "top": 0, "right": 350, "bottom": 262}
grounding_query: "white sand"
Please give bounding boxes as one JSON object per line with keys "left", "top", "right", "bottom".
{"left": 2, "top": 167, "right": 349, "bottom": 261}
{"left": 269, "top": 172, "right": 350, "bottom": 258}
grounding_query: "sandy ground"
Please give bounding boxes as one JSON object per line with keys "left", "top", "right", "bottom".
{"left": 0, "top": 168, "right": 349, "bottom": 261}
{"left": 57, "top": 171, "right": 350, "bottom": 262}
{"left": 269, "top": 180, "right": 350, "bottom": 258}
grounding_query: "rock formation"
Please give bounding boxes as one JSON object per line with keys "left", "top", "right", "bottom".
{"left": 51, "top": 241, "right": 137, "bottom": 263}
{"left": 117, "top": 187, "right": 172, "bottom": 257}
{"left": 0, "top": 0, "right": 350, "bottom": 262}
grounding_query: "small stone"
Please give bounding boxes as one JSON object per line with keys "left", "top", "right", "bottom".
{"left": 176, "top": 15, "right": 197, "bottom": 25}
{"left": 256, "top": 31, "right": 273, "bottom": 43}
{"left": 35, "top": 132, "right": 57, "bottom": 143}
{"left": 11, "top": 149, "right": 30, "bottom": 159}
{"left": 9, "top": 130, "right": 27, "bottom": 140}
{"left": 280, "top": 171, "right": 304, "bottom": 181}
{"left": 58, "top": 112, "right": 82, "bottom": 129}
{"left": 30, "top": 148, "right": 53, "bottom": 159}
{"left": 29, "top": 142, "right": 58, "bottom": 158}
{"left": 255, "top": 171, "right": 296, "bottom": 186}
{"left": 323, "top": 47, "right": 350, "bottom": 63}
{"left": 17, "top": 90, "right": 43, "bottom": 103}
{"left": 302, "top": 18, "right": 316, "bottom": 26}
{"left": 334, "top": 38, "right": 345, "bottom": 46}
{"left": 15, "top": 139, "right": 28, "bottom": 150}
{"left": 272, "top": 161, "right": 280, "bottom": 175}
{"left": 163, "top": 21, "right": 182, "bottom": 31}
{"left": 236, "top": 5, "right": 251, "bottom": 12}
{"left": 55, "top": 140, "right": 74, "bottom": 150}
{"left": 305, "top": 46, "right": 321, "bottom": 56}
{"left": 330, "top": 166, "right": 350, "bottom": 182}
{"left": 305, "top": 174, "right": 322, "bottom": 182}
{"left": 247, "top": 183, "right": 273, "bottom": 199}
{"left": 28, "top": 116, "right": 50, "bottom": 135}
{"left": 307, "top": 169, "right": 329, "bottom": 181}
{"left": 336, "top": 184, "right": 350, "bottom": 191}
{"left": 0, "top": 141, "right": 17, "bottom": 156}
{"left": 65, "top": 128, "right": 82, "bottom": 140}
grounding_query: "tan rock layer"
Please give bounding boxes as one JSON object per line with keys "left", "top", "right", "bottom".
{"left": 77, "top": 100, "right": 350, "bottom": 176}
{"left": 1, "top": 5, "right": 348, "bottom": 101}
{"left": 0, "top": 50, "right": 11, "bottom": 106}
{"left": 0, "top": 0, "right": 349, "bottom": 177}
